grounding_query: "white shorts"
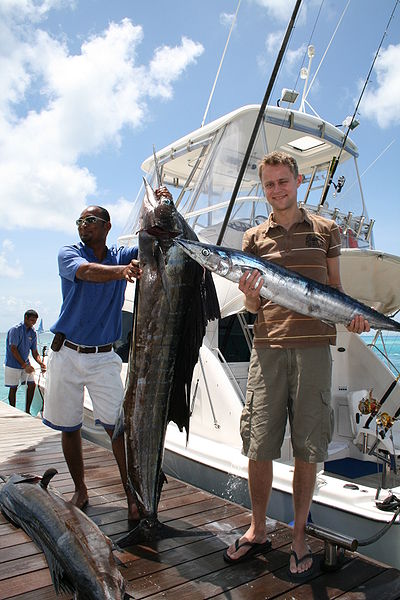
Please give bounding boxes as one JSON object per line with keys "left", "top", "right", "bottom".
{"left": 4, "top": 366, "right": 35, "bottom": 387}
{"left": 43, "top": 345, "right": 124, "bottom": 431}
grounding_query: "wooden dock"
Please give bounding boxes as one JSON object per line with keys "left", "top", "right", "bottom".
{"left": 1, "top": 402, "right": 400, "bottom": 599}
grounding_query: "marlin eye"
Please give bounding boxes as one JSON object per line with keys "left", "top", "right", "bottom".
{"left": 201, "top": 249, "right": 210, "bottom": 257}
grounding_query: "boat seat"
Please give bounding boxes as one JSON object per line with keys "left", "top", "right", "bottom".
{"left": 347, "top": 390, "right": 400, "bottom": 456}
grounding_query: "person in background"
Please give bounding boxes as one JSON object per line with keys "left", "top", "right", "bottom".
{"left": 43, "top": 205, "right": 142, "bottom": 519}
{"left": 4, "top": 309, "right": 46, "bottom": 414}
{"left": 223, "top": 151, "right": 370, "bottom": 581}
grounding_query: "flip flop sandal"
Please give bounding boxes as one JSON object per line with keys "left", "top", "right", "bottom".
{"left": 223, "top": 537, "right": 272, "bottom": 564}
{"left": 287, "top": 545, "right": 315, "bottom": 582}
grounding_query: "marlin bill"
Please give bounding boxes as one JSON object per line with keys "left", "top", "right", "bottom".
{"left": 175, "top": 239, "right": 400, "bottom": 332}
{"left": 0, "top": 468, "right": 132, "bottom": 599}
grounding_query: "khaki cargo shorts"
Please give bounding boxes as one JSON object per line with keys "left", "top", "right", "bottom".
{"left": 240, "top": 345, "right": 333, "bottom": 463}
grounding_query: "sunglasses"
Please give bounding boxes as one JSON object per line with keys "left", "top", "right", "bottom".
{"left": 76, "top": 216, "right": 109, "bottom": 227}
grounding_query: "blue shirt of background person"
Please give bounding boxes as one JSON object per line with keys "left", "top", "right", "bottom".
{"left": 5, "top": 321, "right": 38, "bottom": 369}
{"left": 52, "top": 242, "right": 138, "bottom": 346}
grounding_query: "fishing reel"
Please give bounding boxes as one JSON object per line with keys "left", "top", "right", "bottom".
{"left": 376, "top": 412, "right": 395, "bottom": 430}
{"left": 358, "top": 390, "right": 380, "bottom": 416}
{"left": 358, "top": 391, "right": 397, "bottom": 435}
{"left": 332, "top": 175, "right": 346, "bottom": 196}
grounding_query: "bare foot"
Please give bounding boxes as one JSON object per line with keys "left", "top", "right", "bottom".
{"left": 70, "top": 489, "right": 89, "bottom": 510}
{"left": 289, "top": 540, "right": 313, "bottom": 575}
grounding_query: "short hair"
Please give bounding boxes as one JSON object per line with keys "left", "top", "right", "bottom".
{"left": 24, "top": 309, "right": 38, "bottom": 319}
{"left": 258, "top": 151, "right": 299, "bottom": 180}
{"left": 91, "top": 206, "right": 110, "bottom": 222}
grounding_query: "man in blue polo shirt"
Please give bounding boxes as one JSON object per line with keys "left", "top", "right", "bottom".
{"left": 5, "top": 309, "right": 46, "bottom": 413}
{"left": 43, "top": 205, "right": 142, "bottom": 519}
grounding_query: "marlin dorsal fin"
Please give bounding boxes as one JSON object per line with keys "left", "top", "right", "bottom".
{"left": 40, "top": 468, "right": 58, "bottom": 489}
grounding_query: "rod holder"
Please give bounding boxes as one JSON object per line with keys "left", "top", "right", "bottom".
{"left": 305, "top": 522, "right": 358, "bottom": 572}
{"left": 342, "top": 211, "right": 353, "bottom": 234}
{"left": 356, "top": 216, "right": 365, "bottom": 237}
{"left": 365, "top": 219, "right": 375, "bottom": 242}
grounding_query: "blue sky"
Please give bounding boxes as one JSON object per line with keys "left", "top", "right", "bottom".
{"left": 0, "top": 0, "right": 399, "bottom": 332}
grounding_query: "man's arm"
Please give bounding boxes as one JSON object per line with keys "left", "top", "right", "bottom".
{"left": 10, "top": 345, "right": 35, "bottom": 373}
{"left": 75, "top": 259, "right": 142, "bottom": 283}
{"left": 327, "top": 256, "right": 370, "bottom": 334}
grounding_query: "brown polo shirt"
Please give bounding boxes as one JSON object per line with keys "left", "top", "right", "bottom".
{"left": 243, "top": 208, "right": 341, "bottom": 348}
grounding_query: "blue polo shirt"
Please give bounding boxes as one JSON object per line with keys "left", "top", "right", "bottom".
{"left": 5, "top": 323, "right": 37, "bottom": 368}
{"left": 51, "top": 242, "right": 138, "bottom": 346}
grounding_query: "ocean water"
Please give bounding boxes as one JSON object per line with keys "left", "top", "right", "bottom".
{"left": 1, "top": 331, "right": 400, "bottom": 414}
{"left": 362, "top": 332, "right": 400, "bottom": 374}
{"left": 0, "top": 330, "right": 54, "bottom": 414}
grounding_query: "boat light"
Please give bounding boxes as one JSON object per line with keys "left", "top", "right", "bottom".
{"left": 342, "top": 116, "right": 360, "bottom": 130}
{"left": 280, "top": 88, "right": 299, "bottom": 104}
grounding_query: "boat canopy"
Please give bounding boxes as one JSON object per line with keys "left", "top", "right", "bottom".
{"left": 122, "top": 104, "right": 371, "bottom": 253}
{"left": 142, "top": 105, "right": 358, "bottom": 183}
{"left": 119, "top": 104, "right": 398, "bottom": 315}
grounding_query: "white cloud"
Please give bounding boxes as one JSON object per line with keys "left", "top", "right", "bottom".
{"left": 266, "top": 30, "right": 284, "bottom": 55}
{"left": 0, "top": 0, "right": 73, "bottom": 22}
{"left": 148, "top": 36, "right": 204, "bottom": 99}
{"left": 220, "top": 12, "right": 236, "bottom": 28}
{"left": 104, "top": 197, "right": 135, "bottom": 230}
{"left": 2, "top": 239, "right": 14, "bottom": 251}
{"left": 0, "top": 295, "right": 47, "bottom": 329}
{"left": 251, "top": 0, "right": 302, "bottom": 23}
{"left": 0, "top": 239, "right": 23, "bottom": 278}
{"left": 361, "top": 44, "right": 400, "bottom": 129}
{"left": 0, "top": 15, "right": 204, "bottom": 232}
{"left": 258, "top": 30, "right": 305, "bottom": 78}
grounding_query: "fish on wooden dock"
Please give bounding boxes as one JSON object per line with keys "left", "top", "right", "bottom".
{"left": 116, "top": 180, "right": 220, "bottom": 546}
{"left": 175, "top": 239, "right": 400, "bottom": 332}
{"left": 0, "top": 468, "right": 132, "bottom": 599}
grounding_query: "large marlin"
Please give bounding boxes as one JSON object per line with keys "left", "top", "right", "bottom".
{"left": 0, "top": 468, "right": 131, "bottom": 600}
{"left": 175, "top": 239, "right": 400, "bottom": 332}
{"left": 117, "top": 181, "right": 220, "bottom": 546}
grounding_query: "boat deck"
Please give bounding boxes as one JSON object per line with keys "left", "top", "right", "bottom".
{"left": 1, "top": 402, "right": 400, "bottom": 600}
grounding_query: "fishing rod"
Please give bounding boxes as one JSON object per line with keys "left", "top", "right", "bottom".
{"left": 216, "top": 0, "right": 303, "bottom": 246}
{"left": 364, "top": 373, "right": 400, "bottom": 429}
{"left": 320, "top": 0, "right": 400, "bottom": 206}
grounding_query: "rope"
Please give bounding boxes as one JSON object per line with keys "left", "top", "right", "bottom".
{"left": 358, "top": 507, "right": 400, "bottom": 547}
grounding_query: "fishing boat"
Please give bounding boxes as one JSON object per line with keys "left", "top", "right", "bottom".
{"left": 36, "top": 6, "right": 400, "bottom": 570}
{"left": 74, "top": 93, "right": 400, "bottom": 568}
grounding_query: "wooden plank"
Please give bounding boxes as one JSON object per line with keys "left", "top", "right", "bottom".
{"left": 334, "top": 566, "right": 400, "bottom": 599}
{"left": 2, "top": 403, "right": 400, "bottom": 600}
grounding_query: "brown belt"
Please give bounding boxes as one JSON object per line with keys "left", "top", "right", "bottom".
{"left": 64, "top": 340, "right": 113, "bottom": 354}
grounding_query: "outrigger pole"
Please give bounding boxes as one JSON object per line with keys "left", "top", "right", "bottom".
{"left": 320, "top": 0, "right": 400, "bottom": 206}
{"left": 216, "top": 0, "right": 303, "bottom": 246}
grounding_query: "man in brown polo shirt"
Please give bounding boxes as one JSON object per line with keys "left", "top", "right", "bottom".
{"left": 223, "top": 151, "right": 370, "bottom": 580}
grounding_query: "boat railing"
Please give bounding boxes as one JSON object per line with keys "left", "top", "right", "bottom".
{"left": 367, "top": 331, "right": 400, "bottom": 377}
{"left": 211, "top": 347, "right": 246, "bottom": 405}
